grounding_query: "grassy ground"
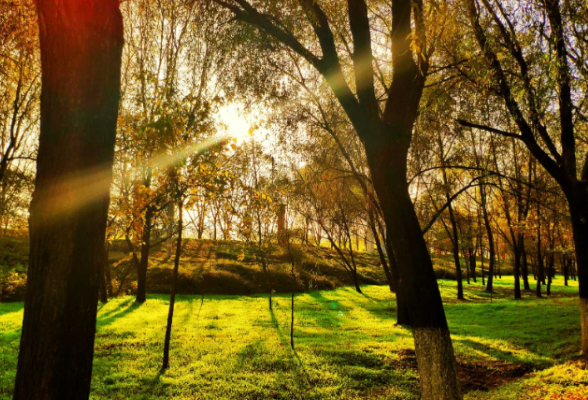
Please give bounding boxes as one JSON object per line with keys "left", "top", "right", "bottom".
{"left": 1, "top": 276, "right": 586, "bottom": 399}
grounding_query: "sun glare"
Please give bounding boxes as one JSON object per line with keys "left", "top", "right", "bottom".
{"left": 218, "top": 104, "right": 252, "bottom": 144}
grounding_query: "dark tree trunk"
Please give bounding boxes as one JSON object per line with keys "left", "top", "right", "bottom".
{"left": 351, "top": 269, "right": 362, "bottom": 294}
{"left": 99, "top": 258, "right": 108, "bottom": 304}
{"left": 162, "top": 199, "right": 183, "bottom": 370}
{"left": 563, "top": 255, "right": 569, "bottom": 286}
{"left": 365, "top": 139, "right": 461, "bottom": 399}
{"left": 384, "top": 233, "right": 410, "bottom": 326}
{"left": 13, "top": 1, "right": 123, "bottom": 398}
{"left": 481, "top": 194, "right": 495, "bottom": 293}
{"left": 568, "top": 193, "right": 588, "bottom": 354}
{"left": 447, "top": 203, "right": 464, "bottom": 300}
{"left": 546, "top": 253, "right": 554, "bottom": 296}
{"left": 513, "top": 246, "right": 521, "bottom": 299}
{"left": 368, "top": 209, "right": 395, "bottom": 293}
{"left": 521, "top": 245, "right": 531, "bottom": 290}
{"left": 480, "top": 239, "right": 485, "bottom": 285}
{"left": 464, "top": 250, "right": 471, "bottom": 285}
{"left": 536, "top": 242, "right": 543, "bottom": 298}
{"left": 136, "top": 206, "right": 154, "bottom": 303}
{"left": 469, "top": 247, "right": 477, "bottom": 283}
{"left": 104, "top": 245, "right": 113, "bottom": 297}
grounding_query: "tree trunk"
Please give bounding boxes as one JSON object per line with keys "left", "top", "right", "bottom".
{"left": 469, "top": 247, "right": 477, "bottom": 283}
{"left": 480, "top": 238, "right": 485, "bottom": 285}
{"left": 447, "top": 203, "right": 464, "bottom": 300}
{"left": 563, "top": 255, "right": 569, "bottom": 286}
{"left": 465, "top": 250, "right": 471, "bottom": 285}
{"left": 136, "top": 206, "right": 153, "bottom": 303}
{"left": 384, "top": 234, "right": 410, "bottom": 326}
{"left": 104, "top": 245, "right": 113, "bottom": 297}
{"left": 351, "top": 268, "right": 363, "bottom": 294}
{"left": 365, "top": 140, "right": 461, "bottom": 400}
{"left": 521, "top": 245, "right": 531, "bottom": 290}
{"left": 162, "top": 199, "right": 183, "bottom": 370}
{"left": 376, "top": 232, "right": 395, "bottom": 292}
{"left": 13, "top": 1, "right": 123, "bottom": 398}
{"left": 513, "top": 247, "right": 521, "bottom": 299}
{"left": 568, "top": 194, "right": 588, "bottom": 355}
{"left": 99, "top": 257, "right": 108, "bottom": 304}
{"left": 546, "top": 253, "right": 554, "bottom": 296}
{"left": 481, "top": 193, "right": 495, "bottom": 293}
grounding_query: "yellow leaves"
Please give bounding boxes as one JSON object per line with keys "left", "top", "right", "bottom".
{"left": 230, "top": 143, "right": 237, "bottom": 151}
{"left": 237, "top": 249, "right": 246, "bottom": 261}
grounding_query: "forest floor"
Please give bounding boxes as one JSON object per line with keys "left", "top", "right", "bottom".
{"left": 1, "top": 277, "right": 586, "bottom": 399}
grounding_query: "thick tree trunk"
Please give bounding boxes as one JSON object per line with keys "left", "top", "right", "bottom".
{"left": 136, "top": 207, "right": 153, "bottom": 303}
{"left": 13, "top": 1, "right": 123, "bottom": 399}
{"left": 162, "top": 200, "right": 183, "bottom": 370}
{"left": 366, "top": 140, "right": 461, "bottom": 400}
{"left": 568, "top": 193, "right": 588, "bottom": 355}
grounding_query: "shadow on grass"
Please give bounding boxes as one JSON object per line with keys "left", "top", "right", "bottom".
{"left": 97, "top": 298, "right": 143, "bottom": 327}
{"left": 0, "top": 302, "right": 23, "bottom": 317}
{"left": 269, "top": 309, "right": 311, "bottom": 385}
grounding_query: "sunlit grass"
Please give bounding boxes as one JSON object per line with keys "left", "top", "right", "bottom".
{"left": 0, "top": 277, "right": 584, "bottom": 399}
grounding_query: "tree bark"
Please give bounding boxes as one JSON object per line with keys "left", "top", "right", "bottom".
{"left": 13, "top": 1, "right": 123, "bottom": 398}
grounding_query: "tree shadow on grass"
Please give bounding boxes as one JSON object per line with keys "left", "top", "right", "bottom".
{"left": 269, "top": 309, "right": 311, "bottom": 385}
{"left": 97, "top": 298, "right": 143, "bottom": 327}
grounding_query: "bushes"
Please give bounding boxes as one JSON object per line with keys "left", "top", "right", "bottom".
{"left": 1, "top": 272, "right": 27, "bottom": 302}
{"left": 0, "top": 237, "right": 28, "bottom": 270}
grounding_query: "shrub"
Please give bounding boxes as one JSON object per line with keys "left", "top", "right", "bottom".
{"left": 1, "top": 272, "right": 27, "bottom": 302}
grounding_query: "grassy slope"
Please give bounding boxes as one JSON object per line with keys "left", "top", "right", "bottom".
{"left": 1, "top": 277, "right": 586, "bottom": 400}
{"left": 2, "top": 236, "right": 518, "bottom": 298}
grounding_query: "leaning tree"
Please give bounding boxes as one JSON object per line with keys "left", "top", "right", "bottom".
{"left": 213, "top": 0, "right": 462, "bottom": 398}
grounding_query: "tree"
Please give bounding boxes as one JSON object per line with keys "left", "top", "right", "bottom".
{"left": 13, "top": 0, "right": 124, "bottom": 399}
{"left": 458, "top": 0, "right": 588, "bottom": 354}
{"left": 213, "top": 1, "right": 462, "bottom": 397}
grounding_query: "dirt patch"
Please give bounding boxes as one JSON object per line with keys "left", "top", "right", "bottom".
{"left": 397, "top": 349, "right": 534, "bottom": 392}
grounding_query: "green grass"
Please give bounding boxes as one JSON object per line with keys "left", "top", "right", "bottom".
{"left": 1, "top": 276, "right": 586, "bottom": 399}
